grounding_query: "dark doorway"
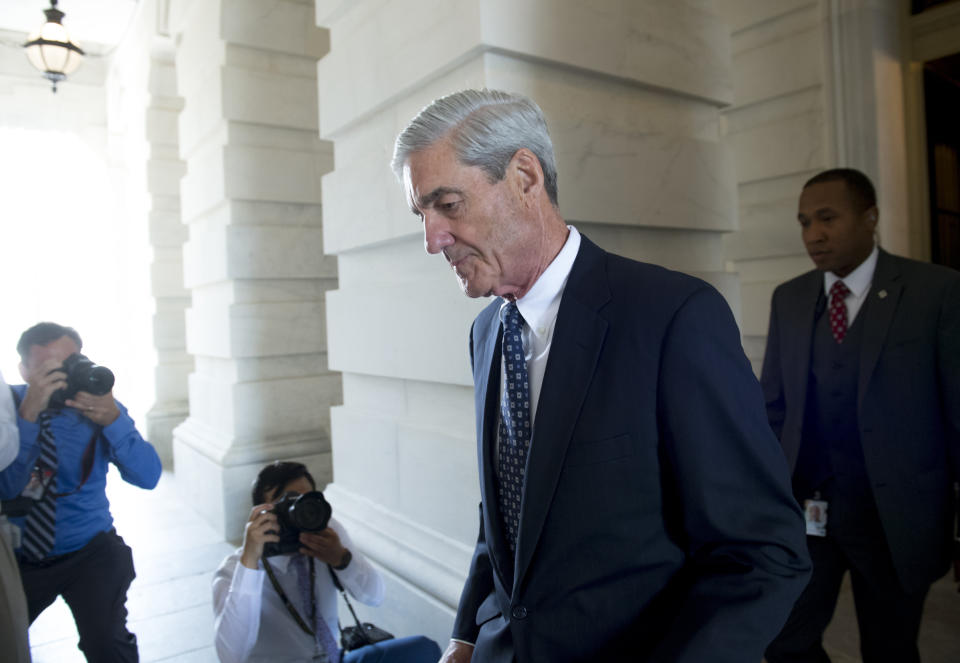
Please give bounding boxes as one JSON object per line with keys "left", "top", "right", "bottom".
{"left": 923, "top": 53, "right": 960, "bottom": 270}
{"left": 912, "top": 0, "right": 960, "bottom": 14}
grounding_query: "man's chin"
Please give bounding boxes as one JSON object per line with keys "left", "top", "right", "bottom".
{"left": 808, "top": 254, "right": 832, "bottom": 271}
{"left": 456, "top": 278, "right": 486, "bottom": 299}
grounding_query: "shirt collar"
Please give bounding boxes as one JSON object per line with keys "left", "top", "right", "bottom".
{"left": 262, "top": 552, "right": 296, "bottom": 572}
{"left": 824, "top": 244, "right": 878, "bottom": 298}
{"left": 511, "top": 226, "right": 581, "bottom": 337}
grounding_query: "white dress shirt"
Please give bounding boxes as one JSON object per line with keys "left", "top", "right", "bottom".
{"left": 212, "top": 517, "right": 385, "bottom": 663}
{"left": 452, "top": 227, "right": 581, "bottom": 649}
{"left": 0, "top": 370, "right": 18, "bottom": 471}
{"left": 502, "top": 225, "right": 582, "bottom": 423}
{"left": 824, "top": 244, "right": 878, "bottom": 326}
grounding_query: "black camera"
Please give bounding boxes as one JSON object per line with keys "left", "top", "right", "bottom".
{"left": 262, "top": 490, "right": 332, "bottom": 557}
{"left": 48, "top": 353, "right": 115, "bottom": 410}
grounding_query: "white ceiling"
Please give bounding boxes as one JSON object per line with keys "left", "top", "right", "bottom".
{"left": 0, "top": 0, "right": 140, "bottom": 49}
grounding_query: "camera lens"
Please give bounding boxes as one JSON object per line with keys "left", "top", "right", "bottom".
{"left": 290, "top": 492, "right": 331, "bottom": 532}
{"left": 82, "top": 365, "right": 115, "bottom": 396}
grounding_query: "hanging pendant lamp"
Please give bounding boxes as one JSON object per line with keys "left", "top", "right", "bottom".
{"left": 23, "top": 0, "right": 85, "bottom": 93}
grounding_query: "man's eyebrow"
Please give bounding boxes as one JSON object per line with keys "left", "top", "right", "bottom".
{"left": 416, "top": 186, "right": 462, "bottom": 210}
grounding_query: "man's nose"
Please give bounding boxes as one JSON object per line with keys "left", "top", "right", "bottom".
{"left": 423, "top": 212, "right": 454, "bottom": 255}
{"left": 803, "top": 223, "right": 825, "bottom": 243}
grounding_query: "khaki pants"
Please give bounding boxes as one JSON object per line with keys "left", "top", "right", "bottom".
{"left": 0, "top": 518, "right": 31, "bottom": 663}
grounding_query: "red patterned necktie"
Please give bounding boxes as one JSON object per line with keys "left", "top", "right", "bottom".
{"left": 828, "top": 280, "right": 850, "bottom": 343}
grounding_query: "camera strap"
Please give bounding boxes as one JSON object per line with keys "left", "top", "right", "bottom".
{"left": 327, "top": 565, "right": 372, "bottom": 644}
{"left": 48, "top": 423, "right": 102, "bottom": 499}
{"left": 263, "top": 556, "right": 317, "bottom": 638}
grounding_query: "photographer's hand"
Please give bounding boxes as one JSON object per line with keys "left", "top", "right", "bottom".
{"left": 241, "top": 503, "right": 279, "bottom": 570}
{"left": 300, "top": 528, "right": 349, "bottom": 567}
{"left": 19, "top": 358, "right": 67, "bottom": 422}
{"left": 67, "top": 391, "right": 120, "bottom": 426}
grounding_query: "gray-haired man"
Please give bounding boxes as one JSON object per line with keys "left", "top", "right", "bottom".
{"left": 393, "top": 89, "right": 810, "bottom": 663}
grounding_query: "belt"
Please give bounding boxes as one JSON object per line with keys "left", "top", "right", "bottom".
{"left": 19, "top": 527, "right": 117, "bottom": 568}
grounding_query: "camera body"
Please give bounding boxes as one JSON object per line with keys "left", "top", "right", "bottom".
{"left": 49, "top": 353, "right": 115, "bottom": 410}
{"left": 262, "top": 490, "right": 332, "bottom": 557}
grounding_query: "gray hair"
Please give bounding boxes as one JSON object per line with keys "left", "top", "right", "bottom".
{"left": 392, "top": 89, "right": 559, "bottom": 207}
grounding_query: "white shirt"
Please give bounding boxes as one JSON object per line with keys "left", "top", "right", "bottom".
{"left": 212, "top": 517, "right": 385, "bottom": 663}
{"left": 823, "top": 244, "right": 878, "bottom": 326}
{"left": 502, "top": 225, "right": 582, "bottom": 423}
{"left": 0, "top": 370, "right": 18, "bottom": 471}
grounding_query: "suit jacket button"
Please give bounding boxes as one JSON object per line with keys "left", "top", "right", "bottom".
{"left": 511, "top": 606, "right": 528, "bottom": 620}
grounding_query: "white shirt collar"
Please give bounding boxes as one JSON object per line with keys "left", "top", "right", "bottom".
{"left": 512, "top": 226, "right": 581, "bottom": 337}
{"left": 824, "top": 244, "right": 878, "bottom": 298}
{"left": 261, "top": 552, "right": 296, "bottom": 572}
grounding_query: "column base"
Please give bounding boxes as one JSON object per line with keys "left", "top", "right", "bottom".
{"left": 146, "top": 402, "right": 188, "bottom": 469}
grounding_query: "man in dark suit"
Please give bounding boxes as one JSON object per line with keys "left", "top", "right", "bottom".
{"left": 392, "top": 89, "right": 810, "bottom": 663}
{"left": 762, "top": 168, "right": 960, "bottom": 662}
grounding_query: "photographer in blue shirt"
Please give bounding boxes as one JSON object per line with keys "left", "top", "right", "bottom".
{"left": 0, "top": 322, "right": 161, "bottom": 663}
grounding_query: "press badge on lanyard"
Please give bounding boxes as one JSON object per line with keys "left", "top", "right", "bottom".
{"left": 21, "top": 464, "right": 55, "bottom": 500}
{"left": 803, "top": 492, "right": 828, "bottom": 537}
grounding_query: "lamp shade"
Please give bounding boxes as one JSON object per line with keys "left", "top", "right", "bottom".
{"left": 23, "top": 2, "right": 85, "bottom": 92}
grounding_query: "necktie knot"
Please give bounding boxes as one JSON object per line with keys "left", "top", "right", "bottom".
{"left": 500, "top": 301, "right": 524, "bottom": 335}
{"left": 830, "top": 280, "right": 850, "bottom": 300}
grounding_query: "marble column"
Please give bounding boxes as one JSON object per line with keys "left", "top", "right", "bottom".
{"left": 825, "top": 0, "right": 911, "bottom": 256}
{"left": 105, "top": 0, "right": 188, "bottom": 463}
{"left": 145, "top": 46, "right": 190, "bottom": 468}
{"left": 169, "top": 0, "right": 335, "bottom": 540}
{"left": 315, "top": 0, "right": 737, "bottom": 644}
{"left": 717, "top": 0, "right": 835, "bottom": 371}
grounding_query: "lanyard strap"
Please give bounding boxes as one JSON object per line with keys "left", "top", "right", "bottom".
{"left": 263, "top": 556, "right": 317, "bottom": 637}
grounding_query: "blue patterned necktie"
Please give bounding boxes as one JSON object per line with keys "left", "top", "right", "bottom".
{"left": 497, "top": 302, "right": 531, "bottom": 553}
{"left": 292, "top": 554, "right": 340, "bottom": 662}
{"left": 22, "top": 412, "right": 58, "bottom": 560}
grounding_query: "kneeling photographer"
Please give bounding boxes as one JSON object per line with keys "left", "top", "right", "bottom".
{"left": 0, "top": 321, "right": 162, "bottom": 663}
{"left": 213, "top": 461, "right": 388, "bottom": 663}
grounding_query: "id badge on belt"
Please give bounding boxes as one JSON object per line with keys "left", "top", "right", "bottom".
{"left": 803, "top": 492, "right": 828, "bottom": 537}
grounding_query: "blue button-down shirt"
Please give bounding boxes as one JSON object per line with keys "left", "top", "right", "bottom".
{"left": 0, "top": 385, "right": 161, "bottom": 556}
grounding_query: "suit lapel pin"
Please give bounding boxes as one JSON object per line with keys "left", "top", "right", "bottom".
{"left": 877, "top": 289, "right": 887, "bottom": 299}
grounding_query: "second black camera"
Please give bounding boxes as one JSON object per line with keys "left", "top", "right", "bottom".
{"left": 263, "top": 490, "right": 332, "bottom": 557}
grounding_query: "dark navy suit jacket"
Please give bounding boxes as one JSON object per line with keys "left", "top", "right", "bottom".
{"left": 761, "top": 249, "right": 960, "bottom": 593}
{"left": 452, "top": 235, "right": 811, "bottom": 662}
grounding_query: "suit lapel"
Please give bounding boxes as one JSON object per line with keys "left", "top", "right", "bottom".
{"left": 513, "top": 237, "right": 610, "bottom": 594}
{"left": 857, "top": 250, "right": 902, "bottom": 412}
{"left": 782, "top": 271, "right": 821, "bottom": 467}
{"left": 473, "top": 303, "right": 513, "bottom": 592}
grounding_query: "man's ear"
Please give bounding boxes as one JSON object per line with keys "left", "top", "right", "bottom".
{"left": 865, "top": 205, "right": 879, "bottom": 228}
{"left": 18, "top": 361, "right": 28, "bottom": 382}
{"left": 509, "top": 148, "right": 544, "bottom": 201}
